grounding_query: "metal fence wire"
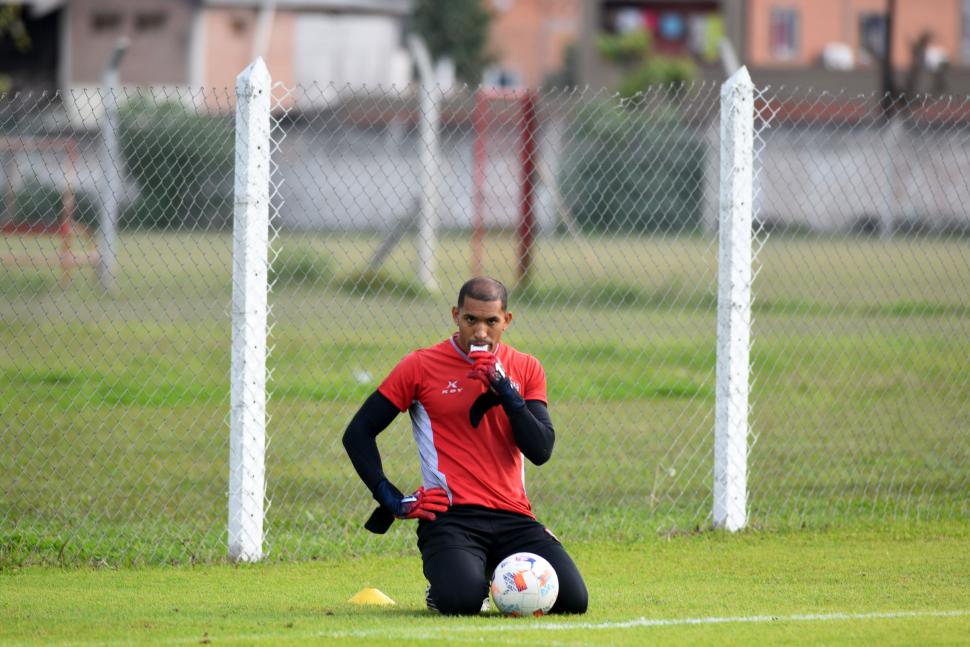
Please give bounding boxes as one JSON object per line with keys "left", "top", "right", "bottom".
{"left": 1, "top": 79, "right": 967, "bottom": 566}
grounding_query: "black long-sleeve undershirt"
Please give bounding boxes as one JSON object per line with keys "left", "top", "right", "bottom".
{"left": 507, "top": 398, "right": 555, "bottom": 465}
{"left": 342, "top": 391, "right": 400, "bottom": 496}
{"left": 342, "top": 390, "right": 556, "bottom": 497}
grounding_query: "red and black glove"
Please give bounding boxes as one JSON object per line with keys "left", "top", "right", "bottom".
{"left": 467, "top": 350, "right": 506, "bottom": 388}
{"left": 365, "top": 480, "right": 450, "bottom": 533}
{"left": 396, "top": 486, "right": 450, "bottom": 521}
{"left": 467, "top": 350, "right": 525, "bottom": 412}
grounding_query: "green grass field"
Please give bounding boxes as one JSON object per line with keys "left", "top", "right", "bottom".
{"left": 2, "top": 231, "right": 968, "bottom": 567}
{"left": 2, "top": 522, "right": 968, "bottom": 645}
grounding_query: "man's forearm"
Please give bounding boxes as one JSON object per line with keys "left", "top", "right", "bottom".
{"left": 342, "top": 390, "right": 401, "bottom": 494}
{"left": 507, "top": 400, "right": 555, "bottom": 465}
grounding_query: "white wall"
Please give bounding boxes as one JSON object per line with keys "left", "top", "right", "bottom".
{"left": 756, "top": 126, "right": 970, "bottom": 232}
{"left": 294, "top": 13, "right": 409, "bottom": 109}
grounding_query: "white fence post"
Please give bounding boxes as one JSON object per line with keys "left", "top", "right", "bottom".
{"left": 229, "top": 58, "right": 271, "bottom": 561}
{"left": 408, "top": 34, "right": 440, "bottom": 292}
{"left": 714, "top": 66, "right": 753, "bottom": 532}
{"left": 96, "top": 37, "right": 128, "bottom": 293}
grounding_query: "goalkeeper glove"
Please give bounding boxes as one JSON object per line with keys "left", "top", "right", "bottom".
{"left": 364, "top": 479, "right": 450, "bottom": 534}
{"left": 377, "top": 480, "right": 450, "bottom": 520}
{"left": 468, "top": 351, "right": 525, "bottom": 411}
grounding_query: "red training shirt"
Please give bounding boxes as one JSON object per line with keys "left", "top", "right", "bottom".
{"left": 377, "top": 334, "right": 547, "bottom": 518}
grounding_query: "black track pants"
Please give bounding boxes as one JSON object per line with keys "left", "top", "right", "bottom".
{"left": 417, "top": 506, "right": 588, "bottom": 616}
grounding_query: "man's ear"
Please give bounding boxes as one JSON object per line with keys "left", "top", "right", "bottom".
{"left": 505, "top": 311, "right": 513, "bottom": 325}
{"left": 452, "top": 306, "right": 460, "bottom": 325}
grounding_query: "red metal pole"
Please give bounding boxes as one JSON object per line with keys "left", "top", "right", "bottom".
{"left": 471, "top": 90, "right": 487, "bottom": 276}
{"left": 517, "top": 91, "right": 538, "bottom": 287}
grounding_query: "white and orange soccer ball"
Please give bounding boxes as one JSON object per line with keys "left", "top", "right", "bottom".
{"left": 489, "top": 552, "right": 559, "bottom": 617}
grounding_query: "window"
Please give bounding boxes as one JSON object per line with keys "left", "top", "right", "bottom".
{"left": 859, "top": 12, "right": 887, "bottom": 63}
{"left": 770, "top": 8, "right": 799, "bottom": 61}
{"left": 230, "top": 11, "right": 249, "bottom": 34}
{"left": 135, "top": 11, "right": 167, "bottom": 33}
{"left": 482, "top": 65, "right": 522, "bottom": 89}
{"left": 91, "top": 11, "right": 122, "bottom": 32}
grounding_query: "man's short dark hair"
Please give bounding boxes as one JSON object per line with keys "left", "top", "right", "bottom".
{"left": 457, "top": 277, "right": 508, "bottom": 310}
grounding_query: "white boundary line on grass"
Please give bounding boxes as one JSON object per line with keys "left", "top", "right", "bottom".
{"left": 518, "top": 609, "right": 970, "bottom": 631}
{"left": 62, "top": 608, "right": 970, "bottom": 646}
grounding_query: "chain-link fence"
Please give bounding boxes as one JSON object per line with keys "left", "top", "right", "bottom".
{"left": 748, "top": 90, "right": 970, "bottom": 525}
{"left": 1, "top": 72, "right": 967, "bottom": 566}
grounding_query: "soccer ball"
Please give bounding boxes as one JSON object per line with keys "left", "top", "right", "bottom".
{"left": 490, "top": 552, "right": 559, "bottom": 617}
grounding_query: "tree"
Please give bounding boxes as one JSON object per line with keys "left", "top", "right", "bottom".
{"left": 411, "top": 0, "right": 492, "bottom": 84}
{"left": 0, "top": 4, "right": 31, "bottom": 94}
{"left": 0, "top": 5, "right": 31, "bottom": 53}
{"left": 596, "top": 28, "right": 697, "bottom": 98}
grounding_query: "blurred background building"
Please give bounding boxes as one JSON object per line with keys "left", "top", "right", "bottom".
{"left": 579, "top": 0, "right": 970, "bottom": 94}
{"left": 482, "top": 0, "right": 580, "bottom": 88}
{"left": 0, "top": 2, "right": 967, "bottom": 249}
{"left": 0, "top": 0, "right": 413, "bottom": 111}
{"left": 5, "top": 0, "right": 970, "bottom": 103}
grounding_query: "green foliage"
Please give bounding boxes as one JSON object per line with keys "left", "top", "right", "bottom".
{"left": 411, "top": 0, "right": 492, "bottom": 84}
{"left": 598, "top": 28, "right": 697, "bottom": 98}
{"left": 596, "top": 28, "right": 651, "bottom": 66}
{"left": 119, "top": 100, "right": 233, "bottom": 230}
{"left": 10, "top": 181, "right": 99, "bottom": 228}
{"left": 618, "top": 57, "right": 699, "bottom": 98}
{"left": 0, "top": 4, "right": 32, "bottom": 53}
{"left": 559, "top": 99, "right": 705, "bottom": 233}
{"left": 573, "top": 28, "right": 702, "bottom": 230}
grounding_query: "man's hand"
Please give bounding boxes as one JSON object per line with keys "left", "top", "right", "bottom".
{"left": 467, "top": 350, "right": 525, "bottom": 412}
{"left": 374, "top": 480, "right": 450, "bottom": 521}
{"left": 467, "top": 350, "right": 506, "bottom": 388}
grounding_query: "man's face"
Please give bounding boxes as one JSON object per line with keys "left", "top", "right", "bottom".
{"left": 452, "top": 297, "right": 512, "bottom": 353}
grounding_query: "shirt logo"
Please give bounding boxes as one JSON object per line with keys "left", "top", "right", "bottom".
{"left": 442, "top": 380, "right": 463, "bottom": 394}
